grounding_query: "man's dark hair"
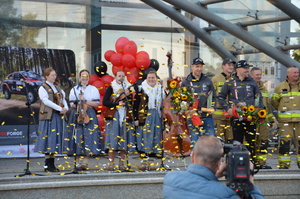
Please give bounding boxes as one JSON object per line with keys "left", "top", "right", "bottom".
{"left": 250, "top": 67, "right": 261, "bottom": 74}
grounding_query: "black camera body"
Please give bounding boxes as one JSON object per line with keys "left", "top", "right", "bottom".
{"left": 224, "top": 141, "right": 253, "bottom": 196}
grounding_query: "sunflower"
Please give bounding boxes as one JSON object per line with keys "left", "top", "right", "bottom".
{"left": 248, "top": 105, "right": 255, "bottom": 113}
{"left": 181, "top": 95, "right": 188, "bottom": 101}
{"left": 173, "top": 91, "right": 180, "bottom": 98}
{"left": 242, "top": 106, "right": 248, "bottom": 112}
{"left": 182, "top": 87, "right": 187, "bottom": 92}
{"left": 257, "top": 109, "right": 267, "bottom": 118}
{"left": 169, "top": 80, "right": 177, "bottom": 88}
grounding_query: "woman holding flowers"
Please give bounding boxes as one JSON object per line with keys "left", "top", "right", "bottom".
{"left": 133, "top": 71, "right": 164, "bottom": 170}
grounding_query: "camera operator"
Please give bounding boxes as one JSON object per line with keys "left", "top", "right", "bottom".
{"left": 163, "top": 136, "right": 264, "bottom": 199}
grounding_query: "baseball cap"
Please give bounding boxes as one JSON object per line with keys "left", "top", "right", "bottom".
{"left": 192, "top": 57, "right": 204, "bottom": 65}
{"left": 222, "top": 58, "right": 236, "bottom": 65}
{"left": 235, "top": 60, "right": 252, "bottom": 68}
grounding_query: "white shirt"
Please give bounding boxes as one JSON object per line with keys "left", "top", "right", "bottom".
{"left": 69, "top": 84, "right": 100, "bottom": 106}
{"left": 38, "top": 81, "right": 69, "bottom": 111}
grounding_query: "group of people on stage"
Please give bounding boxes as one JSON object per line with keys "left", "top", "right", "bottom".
{"left": 34, "top": 67, "right": 165, "bottom": 172}
{"left": 34, "top": 56, "right": 300, "bottom": 172}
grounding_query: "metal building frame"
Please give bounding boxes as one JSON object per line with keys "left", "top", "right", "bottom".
{"left": 142, "top": 0, "right": 300, "bottom": 68}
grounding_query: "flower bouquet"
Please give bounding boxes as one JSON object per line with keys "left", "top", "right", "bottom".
{"left": 167, "top": 77, "right": 202, "bottom": 126}
{"left": 223, "top": 103, "right": 268, "bottom": 125}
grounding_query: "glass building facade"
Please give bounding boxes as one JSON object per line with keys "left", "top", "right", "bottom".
{"left": 0, "top": 0, "right": 299, "bottom": 90}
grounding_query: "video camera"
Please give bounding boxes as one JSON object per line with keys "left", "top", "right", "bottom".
{"left": 223, "top": 141, "right": 254, "bottom": 197}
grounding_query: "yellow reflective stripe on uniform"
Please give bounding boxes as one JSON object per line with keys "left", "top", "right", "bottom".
{"left": 216, "top": 87, "right": 222, "bottom": 92}
{"left": 278, "top": 155, "right": 291, "bottom": 162}
{"left": 297, "top": 155, "right": 300, "bottom": 162}
{"left": 278, "top": 113, "right": 300, "bottom": 118}
{"left": 218, "top": 82, "right": 224, "bottom": 86}
{"left": 262, "top": 92, "right": 269, "bottom": 97}
{"left": 272, "top": 93, "right": 280, "bottom": 99}
{"left": 280, "top": 92, "right": 300, "bottom": 97}
{"left": 214, "top": 110, "right": 223, "bottom": 115}
{"left": 256, "top": 155, "right": 267, "bottom": 160}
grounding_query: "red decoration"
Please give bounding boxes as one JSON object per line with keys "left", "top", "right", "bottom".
{"left": 97, "top": 114, "right": 105, "bottom": 132}
{"left": 112, "top": 65, "right": 124, "bottom": 76}
{"left": 136, "top": 51, "right": 149, "bottom": 59}
{"left": 89, "top": 74, "right": 100, "bottom": 85}
{"left": 126, "top": 67, "right": 140, "bottom": 84}
{"left": 136, "top": 56, "right": 150, "bottom": 70}
{"left": 123, "top": 41, "right": 137, "bottom": 56}
{"left": 110, "top": 53, "right": 123, "bottom": 66}
{"left": 191, "top": 114, "right": 203, "bottom": 126}
{"left": 121, "top": 54, "right": 136, "bottom": 68}
{"left": 92, "top": 80, "right": 106, "bottom": 96}
{"left": 101, "top": 74, "right": 114, "bottom": 87}
{"left": 104, "top": 50, "right": 116, "bottom": 62}
{"left": 115, "top": 37, "right": 129, "bottom": 54}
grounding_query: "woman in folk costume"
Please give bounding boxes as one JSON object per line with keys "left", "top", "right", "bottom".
{"left": 64, "top": 69, "right": 102, "bottom": 170}
{"left": 34, "top": 67, "right": 68, "bottom": 172}
{"left": 133, "top": 71, "right": 164, "bottom": 171}
{"left": 103, "top": 70, "right": 135, "bottom": 171}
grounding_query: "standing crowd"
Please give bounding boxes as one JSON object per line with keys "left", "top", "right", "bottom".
{"left": 34, "top": 57, "right": 300, "bottom": 173}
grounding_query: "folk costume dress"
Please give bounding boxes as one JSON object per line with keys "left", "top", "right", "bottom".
{"left": 64, "top": 84, "right": 102, "bottom": 156}
{"left": 133, "top": 80, "right": 164, "bottom": 155}
{"left": 103, "top": 80, "right": 135, "bottom": 152}
{"left": 34, "top": 81, "right": 69, "bottom": 154}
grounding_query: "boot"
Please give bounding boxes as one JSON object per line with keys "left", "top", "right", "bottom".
{"left": 278, "top": 162, "right": 290, "bottom": 169}
{"left": 107, "top": 162, "right": 115, "bottom": 171}
{"left": 44, "top": 158, "right": 59, "bottom": 172}
{"left": 138, "top": 159, "right": 147, "bottom": 171}
{"left": 147, "top": 158, "right": 158, "bottom": 171}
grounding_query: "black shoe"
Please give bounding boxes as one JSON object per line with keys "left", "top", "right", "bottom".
{"left": 259, "top": 164, "right": 272, "bottom": 169}
{"left": 297, "top": 162, "right": 300, "bottom": 169}
{"left": 44, "top": 158, "right": 59, "bottom": 172}
{"left": 279, "top": 165, "right": 289, "bottom": 169}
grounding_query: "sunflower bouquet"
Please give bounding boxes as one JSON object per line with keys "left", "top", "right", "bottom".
{"left": 231, "top": 103, "right": 268, "bottom": 125}
{"left": 167, "top": 77, "right": 195, "bottom": 115}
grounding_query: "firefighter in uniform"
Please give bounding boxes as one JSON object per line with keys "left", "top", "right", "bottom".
{"left": 250, "top": 67, "right": 274, "bottom": 169}
{"left": 218, "top": 60, "right": 263, "bottom": 161}
{"left": 212, "top": 58, "right": 235, "bottom": 143}
{"left": 271, "top": 66, "right": 300, "bottom": 169}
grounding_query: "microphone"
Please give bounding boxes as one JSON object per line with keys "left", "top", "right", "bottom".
{"left": 118, "top": 78, "right": 124, "bottom": 83}
{"left": 68, "top": 77, "right": 76, "bottom": 85}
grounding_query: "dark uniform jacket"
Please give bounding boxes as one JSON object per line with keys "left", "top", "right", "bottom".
{"left": 218, "top": 73, "right": 263, "bottom": 111}
{"left": 181, "top": 73, "right": 216, "bottom": 117}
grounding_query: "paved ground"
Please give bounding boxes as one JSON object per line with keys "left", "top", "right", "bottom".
{"left": 0, "top": 151, "right": 299, "bottom": 179}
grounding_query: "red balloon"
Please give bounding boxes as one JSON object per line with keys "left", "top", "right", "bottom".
{"left": 136, "top": 55, "right": 150, "bottom": 70}
{"left": 136, "top": 51, "right": 149, "bottom": 59}
{"left": 97, "top": 114, "right": 105, "bottom": 132}
{"left": 92, "top": 80, "right": 106, "bottom": 96}
{"left": 110, "top": 53, "right": 123, "bottom": 66}
{"left": 123, "top": 41, "right": 137, "bottom": 56}
{"left": 122, "top": 54, "right": 136, "bottom": 68}
{"left": 123, "top": 66, "right": 131, "bottom": 75}
{"left": 104, "top": 50, "right": 116, "bottom": 62}
{"left": 112, "top": 65, "right": 124, "bottom": 76}
{"left": 126, "top": 67, "right": 141, "bottom": 84}
{"left": 89, "top": 74, "right": 100, "bottom": 85}
{"left": 115, "top": 37, "right": 129, "bottom": 54}
{"left": 101, "top": 74, "right": 114, "bottom": 87}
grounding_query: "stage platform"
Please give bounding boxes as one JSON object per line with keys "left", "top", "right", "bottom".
{"left": 0, "top": 153, "right": 300, "bottom": 199}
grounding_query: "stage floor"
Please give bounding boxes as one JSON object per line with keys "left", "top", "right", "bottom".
{"left": 0, "top": 152, "right": 299, "bottom": 179}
